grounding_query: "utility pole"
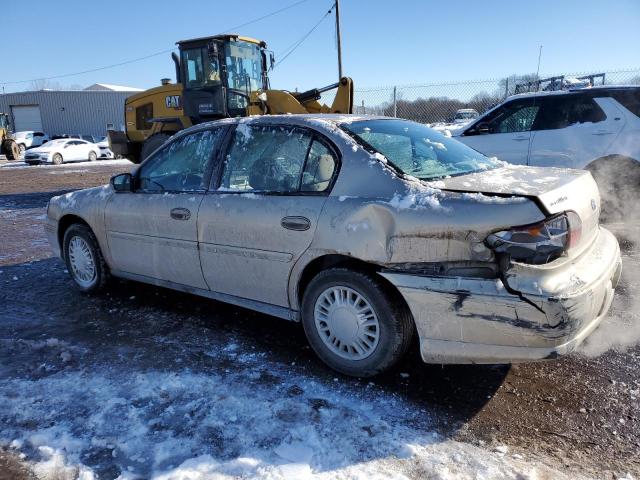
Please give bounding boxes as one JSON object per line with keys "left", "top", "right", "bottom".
{"left": 335, "top": 0, "right": 343, "bottom": 79}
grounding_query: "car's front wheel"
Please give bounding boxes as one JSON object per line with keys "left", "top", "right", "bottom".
{"left": 63, "top": 224, "right": 108, "bottom": 292}
{"left": 88, "top": 151, "right": 97, "bottom": 162}
{"left": 301, "top": 268, "right": 414, "bottom": 377}
{"left": 52, "top": 153, "right": 63, "bottom": 165}
{"left": 18, "top": 144, "right": 26, "bottom": 155}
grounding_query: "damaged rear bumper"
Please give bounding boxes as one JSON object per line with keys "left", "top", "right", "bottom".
{"left": 379, "top": 227, "right": 622, "bottom": 364}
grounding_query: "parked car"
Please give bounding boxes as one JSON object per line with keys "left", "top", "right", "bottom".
{"left": 24, "top": 138, "right": 100, "bottom": 165}
{"left": 451, "top": 86, "right": 640, "bottom": 220}
{"left": 45, "top": 115, "right": 621, "bottom": 377}
{"left": 51, "top": 134, "right": 98, "bottom": 143}
{"left": 96, "top": 136, "right": 115, "bottom": 159}
{"left": 13, "top": 131, "right": 50, "bottom": 154}
{"left": 453, "top": 108, "right": 479, "bottom": 124}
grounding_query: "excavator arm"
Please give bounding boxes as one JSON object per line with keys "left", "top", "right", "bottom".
{"left": 249, "top": 77, "right": 353, "bottom": 115}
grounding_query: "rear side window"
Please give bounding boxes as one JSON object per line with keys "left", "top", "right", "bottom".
{"left": 609, "top": 90, "right": 640, "bottom": 117}
{"left": 219, "top": 125, "right": 337, "bottom": 194}
{"left": 135, "top": 103, "right": 154, "bottom": 130}
{"left": 533, "top": 95, "right": 605, "bottom": 131}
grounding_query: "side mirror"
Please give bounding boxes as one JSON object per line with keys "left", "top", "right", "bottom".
{"left": 64, "top": 144, "right": 70, "bottom": 148}
{"left": 475, "top": 122, "right": 491, "bottom": 134}
{"left": 111, "top": 173, "right": 133, "bottom": 192}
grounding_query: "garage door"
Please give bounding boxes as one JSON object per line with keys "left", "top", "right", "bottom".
{"left": 11, "top": 105, "right": 43, "bottom": 132}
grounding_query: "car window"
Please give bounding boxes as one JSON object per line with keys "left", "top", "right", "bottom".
{"left": 609, "top": 90, "right": 640, "bottom": 117}
{"left": 494, "top": 104, "right": 539, "bottom": 133}
{"left": 533, "top": 95, "right": 606, "bottom": 131}
{"left": 301, "top": 140, "right": 337, "bottom": 192}
{"left": 137, "top": 129, "right": 223, "bottom": 193}
{"left": 219, "top": 125, "right": 313, "bottom": 193}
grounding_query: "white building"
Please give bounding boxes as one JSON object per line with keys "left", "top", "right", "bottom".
{"left": 0, "top": 84, "right": 143, "bottom": 137}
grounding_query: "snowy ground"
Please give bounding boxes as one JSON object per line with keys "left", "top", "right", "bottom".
{"left": 0, "top": 162, "right": 638, "bottom": 479}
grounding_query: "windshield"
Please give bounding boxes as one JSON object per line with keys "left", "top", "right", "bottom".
{"left": 224, "top": 40, "right": 264, "bottom": 92}
{"left": 455, "top": 111, "right": 477, "bottom": 120}
{"left": 341, "top": 119, "right": 499, "bottom": 180}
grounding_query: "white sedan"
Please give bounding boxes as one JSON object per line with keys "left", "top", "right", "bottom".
{"left": 23, "top": 139, "right": 100, "bottom": 165}
{"left": 96, "top": 136, "right": 115, "bottom": 159}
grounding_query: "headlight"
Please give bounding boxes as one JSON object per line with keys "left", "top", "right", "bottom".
{"left": 486, "top": 212, "right": 581, "bottom": 265}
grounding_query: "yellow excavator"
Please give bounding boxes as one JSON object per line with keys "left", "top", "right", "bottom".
{"left": 0, "top": 113, "right": 20, "bottom": 161}
{"left": 109, "top": 34, "right": 354, "bottom": 163}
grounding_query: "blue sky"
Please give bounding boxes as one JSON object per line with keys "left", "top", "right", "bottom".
{"left": 2, "top": 0, "right": 639, "bottom": 93}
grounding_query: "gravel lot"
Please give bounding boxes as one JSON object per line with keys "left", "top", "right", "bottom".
{"left": 0, "top": 159, "right": 638, "bottom": 479}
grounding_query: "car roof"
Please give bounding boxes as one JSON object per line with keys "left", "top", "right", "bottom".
{"left": 506, "top": 84, "right": 640, "bottom": 101}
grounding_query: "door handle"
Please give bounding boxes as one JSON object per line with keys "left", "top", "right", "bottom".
{"left": 281, "top": 216, "right": 311, "bottom": 231}
{"left": 170, "top": 208, "right": 191, "bottom": 220}
{"left": 512, "top": 136, "right": 530, "bottom": 141}
{"left": 592, "top": 130, "right": 613, "bottom": 136}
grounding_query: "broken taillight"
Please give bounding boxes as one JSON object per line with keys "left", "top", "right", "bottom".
{"left": 486, "top": 212, "right": 581, "bottom": 265}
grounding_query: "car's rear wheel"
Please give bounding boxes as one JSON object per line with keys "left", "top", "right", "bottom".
{"left": 301, "top": 268, "right": 414, "bottom": 377}
{"left": 63, "top": 224, "right": 108, "bottom": 292}
{"left": 587, "top": 156, "right": 640, "bottom": 223}
{"left": 88, "top": 151, "right": 97, "bottom": 162}
{"left": 52, "top": 153, "right": 63, "bottom": 165}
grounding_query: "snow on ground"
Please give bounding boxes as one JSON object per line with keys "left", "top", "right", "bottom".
{"left": 0, "top": 332, "right": 582, "bottom": 480}
{"left": 0, "top": 159, "right": 133, "bottom": 170}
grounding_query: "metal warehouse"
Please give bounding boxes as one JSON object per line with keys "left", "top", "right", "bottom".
{"left": 0, "top": 84, "right": 142, "bottom": 137}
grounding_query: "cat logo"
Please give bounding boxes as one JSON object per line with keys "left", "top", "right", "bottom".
{"left": 165, "top": 95, "right": 181, "bottom": 109}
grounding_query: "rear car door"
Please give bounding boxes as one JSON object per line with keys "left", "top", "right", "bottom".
{"left": 528, "top": 93, "right": 625, "bottom": 169}
{"left": 198, "top": 123, "right": 338, "bottom": 307}
{"left": 458, "top": 98, "right": 540, "bottom": 164}
{"left": 104, "top": 127, "right": 225, "bottom": 288}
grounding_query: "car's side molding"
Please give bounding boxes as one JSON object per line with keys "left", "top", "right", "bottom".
{"left": 110, "top": 269, "right": 299, "bottom": 322}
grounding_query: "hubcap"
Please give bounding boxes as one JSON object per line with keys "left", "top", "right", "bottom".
{"left": 68, "top": 236, "right": 96, "bottom": 287}
{"left": 314, "top": 286, "right": 380, "bottom": 360}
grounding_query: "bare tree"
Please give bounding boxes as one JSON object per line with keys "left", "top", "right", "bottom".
{"left": 28, "top": 78, "right": 64, "bottom": 91}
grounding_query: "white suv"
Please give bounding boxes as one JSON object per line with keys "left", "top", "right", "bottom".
{"left": 13, "top": 131, "right": 50, "bottom": 155}
{"left": 451, "top": 86, "right": 640, "bottom": 220}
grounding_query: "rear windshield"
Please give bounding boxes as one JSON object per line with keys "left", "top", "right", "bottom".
{"left": 341, "top": 119, "right": 499, "bottom": 180}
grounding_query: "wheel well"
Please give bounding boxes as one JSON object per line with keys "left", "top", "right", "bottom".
{"left": 586, "top": 154, "right": 639, "bottom": 171}
{"left": 295, "top": 254, "right": 411, "bottom": 314}
{"left": 57, "top": 215, "right": 90, "bottom": 259}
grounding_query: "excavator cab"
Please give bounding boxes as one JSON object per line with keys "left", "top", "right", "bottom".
{"left": 175, "top": 35, "right": 270, "bottom": 122}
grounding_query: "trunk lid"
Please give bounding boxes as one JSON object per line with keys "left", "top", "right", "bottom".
{"left": 437, "top": 165, "right": 601, "bottom": 256}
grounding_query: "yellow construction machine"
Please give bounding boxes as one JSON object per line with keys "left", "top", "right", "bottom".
{"left": 0, "top": 113, "right": 20, "bottom": 160}
{"left": 109, "top": 34, "right": 354, "bottom": 163}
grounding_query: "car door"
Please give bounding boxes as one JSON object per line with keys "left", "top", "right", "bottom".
{"left": 458, "top": 98, "right": 540, "bottom": 165}
{"left": 198, "top": 123, "right": 338, "bottom": 307}
{"left": 528, "top": 94, "right": 625, "bottom": 169}
{"left": 61, "top": 140, "right": 80, "bottom": 161}
{"left": 104, "top": 127, "right": 225, "bottom": 288}
{"left": 75, "top": 140, "right": 91, "bottom": 160}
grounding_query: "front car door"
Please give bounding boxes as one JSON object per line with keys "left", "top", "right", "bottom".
{"left": 528, "top": 93, "right": 625, "bottom": 169}
{"left": 104, "top": 127, "right": 225, "bottom": 288}
{"left": 198, "top": 123, "right": 339, "bottom": 308}
{"left": 458, "top": 98, "right": 540, "bottom": 165}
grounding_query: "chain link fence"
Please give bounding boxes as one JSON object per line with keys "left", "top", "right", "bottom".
{"left": 352, "top": 69, "right": 640, "bottom": 125}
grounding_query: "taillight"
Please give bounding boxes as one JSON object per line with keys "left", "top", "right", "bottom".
{"left": 486, "top": 212, "right": 580, "bottom": 265}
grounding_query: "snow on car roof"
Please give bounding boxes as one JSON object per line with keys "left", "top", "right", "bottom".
{"left": 506, "top": 84, "right": 640, "bottom": 101}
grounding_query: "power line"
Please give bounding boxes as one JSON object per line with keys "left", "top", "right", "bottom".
{"left": 0, "top": 0, "right": 311, "bottom": 86}
{"left": 275, "top": 3, "right": 334, "bottom": 68}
